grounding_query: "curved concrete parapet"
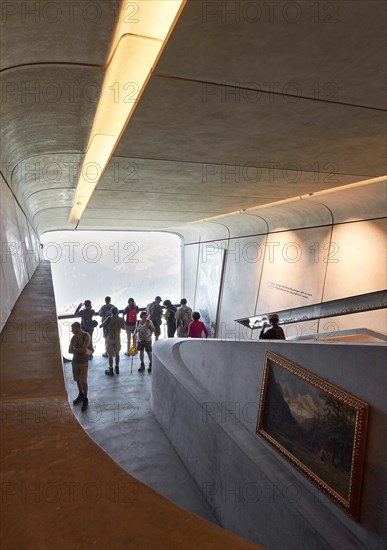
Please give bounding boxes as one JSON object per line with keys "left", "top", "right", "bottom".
{"left": 152, "top": 338, "right": 387, "bottom": 550}
{"left": 0, "top": 263, "right": 262, "bottom": 550}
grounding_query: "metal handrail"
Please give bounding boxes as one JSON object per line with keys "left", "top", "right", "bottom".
{"left": 57, "top": 303, "right": 181, "bottom": 321}
{"left": 236, "top": 290, "right": 387, "bottom": 329}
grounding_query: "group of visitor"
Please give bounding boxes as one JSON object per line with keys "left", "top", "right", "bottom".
{"left": 69, "top": 295, "right": 284, "bottom": 412}
{"left": 69, "top": 295, "right": 207, "bottom": 410}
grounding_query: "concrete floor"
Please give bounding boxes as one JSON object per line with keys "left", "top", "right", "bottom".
{"left": 63, "top": 351, "right": 218, "bottom": 524}
{"left": 1, "top": 262, "right": 262, "bottom": 550}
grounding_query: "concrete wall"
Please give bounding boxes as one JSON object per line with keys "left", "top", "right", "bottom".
{"left": 152, "top": 339, "right": 387, "bottom": 549}
{"left": 177, "top": 181, "right": 387, "bottom": 340}
{"left": 0, "top": 174, "right": 41, "bottom": 332}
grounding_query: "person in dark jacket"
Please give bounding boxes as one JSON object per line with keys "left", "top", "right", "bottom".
{"left": 147, "top": 296, "right": 163, "bottom": 341}
{"left": 163, "top": 299, "right": 177, "bottom": 338}
{"left": 98, "top": 296, "right": 115, "bottom": 358}
{"left": 259, "top": 313, "right": 286, "bottom": 340}
{"left": 74, "top": 300, "right": 96, "bottom": 357}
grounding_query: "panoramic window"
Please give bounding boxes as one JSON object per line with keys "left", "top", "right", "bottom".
{"left": 40, "top": 231, "right": 181, "bottom": 355}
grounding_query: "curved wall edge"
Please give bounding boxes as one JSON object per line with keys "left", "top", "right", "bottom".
{"left": 151, "top": 339, "right": 387, "bottom": 550}
{"left": 1, "top": 173, "right": 41, "bottom": 332}
{"left": 178, "top": 182, "right": 387, "bottom": 338}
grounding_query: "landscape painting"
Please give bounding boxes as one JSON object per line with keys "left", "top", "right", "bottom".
{"left": 257, "top": 351, "right": 369, "bottom": 519}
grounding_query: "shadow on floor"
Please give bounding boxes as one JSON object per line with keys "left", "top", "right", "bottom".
{"left": 63, "top": 351, "right": 219, "bottom": 524}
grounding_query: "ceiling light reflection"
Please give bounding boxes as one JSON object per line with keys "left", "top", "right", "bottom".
{"left": 69, "top": 0, "right": 186, "bottom": 222}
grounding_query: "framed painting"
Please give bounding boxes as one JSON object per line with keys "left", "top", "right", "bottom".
{"left": 257, "top": 351, "right": 369, "bottom": 519}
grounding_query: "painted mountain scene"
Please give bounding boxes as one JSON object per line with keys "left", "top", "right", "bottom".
{"left": 262, "top": 361, "right": 357, "bottom": 499}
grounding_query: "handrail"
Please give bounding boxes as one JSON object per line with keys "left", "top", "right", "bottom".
{"left": 57, "top": 304, "right": 181, "bottom": 321}
{"left": 236, "top": 290, "right": 387, "bottom": 329}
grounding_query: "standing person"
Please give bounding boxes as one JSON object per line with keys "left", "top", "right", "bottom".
{"left": 135, "top": 311, "right": 154, "bottom": 372}
{"left": 98, "top": 296, "right": 115, "bottom": 358}
{"left": 147, "top": 296, "right": 163, "bottom": 341}
{"left": 163, "top": 300, "right": 177, "bottom": 338}
{"left": 176, "top": 298, "right": 193, "bottom": 337}
{"left": 74, "top": 300, "right": 97, "bottom": 358}
{"left": 188, "top": 312, "right": 208, "bottom": 338}
{"left": 259, "top": 313, "right": 286, "bottom": 340}
{"left": 123, "top": 298, "right": 139, "bottom": 355}
{"left": 69, "top": 322, "right": 91, "bottom": 411}
{"left": 101, "top": 307, "right": 126, "bottom": 376}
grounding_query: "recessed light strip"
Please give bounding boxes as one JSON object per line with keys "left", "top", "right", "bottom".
{"left": 190, "top": 175, "right": 387, "bottom": 224}
{"left": 69, "top": 0, "right": 186, "bottom": 222}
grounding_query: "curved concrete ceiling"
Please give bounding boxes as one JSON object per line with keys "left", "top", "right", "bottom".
{"left": 1, "top": 0, "right": 386, "bottom": 236}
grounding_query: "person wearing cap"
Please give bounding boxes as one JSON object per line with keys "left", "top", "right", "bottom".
{"left": 69, "top": 322, "right": 91, "bottom": 411}
{"left": 146, "top": 296, "right": 163, "bottom": 341}
{"left": 74, "top": 300, "right": 96, "bottom": 357}
{"left": 123, "top": 298, "right": 139, "bottom": 355}
{"left": 259, "top": 314, "right": 286, "bottom": 340}
{"left": 134, "top": 311, "right": 155, "bottom": 372}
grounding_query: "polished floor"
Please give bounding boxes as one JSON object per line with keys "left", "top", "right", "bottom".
{"left": 63, "top": 349, "right": 218, "bottom": 524}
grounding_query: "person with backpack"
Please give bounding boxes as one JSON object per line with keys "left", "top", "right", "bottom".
{"left": 176, "top": 298, "right": 193, "bottom": 337}
{"left": 134, "top": 311, "right": 155, "bottom": 372}
{"left": 101, "top": 307, "right": 126, "bottom": 375}
{"left": 74, "top": 300, "right": 97, "bottom": 358}
{"left": 123, "top": 298, "right": 139, "bottom": 355}
{"left": 163, "top": 299, "right": 177, "bottom": 338}
{"left": 188, "top": 311, "right": 208, "bottom": 338}
{"left": 146, "top": 296, "right": 163, "bottom": 341}
{"left": 98, "top": 296, "right": 115, "bottom": 358}
{"left": 69, "top": 322, "right": 91, "bottom": 411}
{"left": 259, "top": 313, "right": 286, "bottom": 340}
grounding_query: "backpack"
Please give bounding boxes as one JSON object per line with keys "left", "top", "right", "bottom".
{"left": 181, "top": 307, "right": 192, "bottom": 328}
{"left": 147, "top": 302, "right": 154, "bottom": 318}
{"left": 102, "top": 316, "right": 111, "bottom": 337}
{"left": 127, "top": 307, "right": 137, "bottom": 325}
{"left": 147, "top": 302, "right": 160, "bottom": 321}
{"left": 82, "top": 309, "right": 94, "bottom": 330}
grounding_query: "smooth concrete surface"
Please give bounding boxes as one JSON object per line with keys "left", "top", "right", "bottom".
{"left": 180, "top": 182, "right": 387, "bottom": 340}
{"left": 0, "top": 262, "right": 262, "bottom": 550}
{"left": 152, "top": 339, "right": 387, "bottom": 549}
{"left": 1, "top": 1, "right": 386, "bottom": 234}
{"left": 0, "top": 173, "right": 40, "bottom": 332}
{"left": 62, "top": 352, "right": 218, "bottom": 524}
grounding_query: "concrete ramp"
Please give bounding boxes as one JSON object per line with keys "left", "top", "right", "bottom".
{"left": 0, "top": 262, "right": 261, "bottom": 550}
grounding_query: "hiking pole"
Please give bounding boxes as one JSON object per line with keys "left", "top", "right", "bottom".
{"left": 129, "top": 345, "right": 136, "bottom": 375}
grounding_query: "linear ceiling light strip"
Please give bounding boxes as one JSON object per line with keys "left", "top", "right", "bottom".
{"left": 69, "top": 0, "right": 186, "bottom": 222}
{"left": 190, "top": 175, "right": 387, "bottom": 224}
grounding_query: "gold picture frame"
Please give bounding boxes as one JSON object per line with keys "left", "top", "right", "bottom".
{"left": 257, "top": 351, "right": 369, "bottom": 519}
